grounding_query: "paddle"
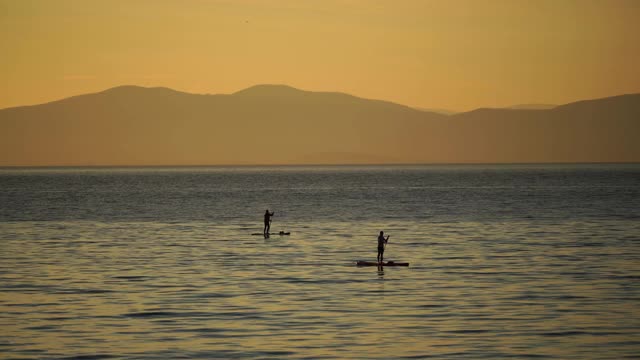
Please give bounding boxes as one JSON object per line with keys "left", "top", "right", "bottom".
{"left": 379, "top": 235, "right": 390, "bottom": 264}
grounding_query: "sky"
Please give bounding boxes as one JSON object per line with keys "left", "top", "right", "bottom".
{"left": 1, "top": 0, "right": 639, "bottom": 111}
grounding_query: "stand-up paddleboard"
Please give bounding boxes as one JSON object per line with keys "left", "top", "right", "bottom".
{"left": 251, "top": 231, "right": 291, "bottom": 236}
{"left": 356, "top": 260, "right": 409, "bottom": 267}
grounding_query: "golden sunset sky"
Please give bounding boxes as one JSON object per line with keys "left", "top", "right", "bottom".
{"left": 1, "top": 0, "right": 639, "bottom": 111}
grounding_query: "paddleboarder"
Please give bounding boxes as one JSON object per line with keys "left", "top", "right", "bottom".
{"left": 263, "top": 209, "right": 275, "bottom": 235}
{"left": 377, "top": 231, "right": 390, "bottom": 263}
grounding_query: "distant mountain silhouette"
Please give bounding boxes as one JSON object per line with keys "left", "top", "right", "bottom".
{"left": 233, "top": 84, "right": 307, "bottom": 97}
{"left": 507, "top": 104, "right": 557, "bottom": 110}
{"left": 415, "top": 107, "right": 458, "bottom": 115}
{"left": 1, "top": 85, "right": 638, "bottom": 165}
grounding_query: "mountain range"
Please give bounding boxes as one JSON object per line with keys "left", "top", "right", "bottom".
{"left": 417, "top": 103, "right": 557, "bottom": 114}
{"left": 1, "top": 85, "right": 638, "bottom": 166}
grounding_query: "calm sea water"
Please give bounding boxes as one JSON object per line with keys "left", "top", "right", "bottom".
{"left": 1, "top": 164, "right": 639, "bottom": 359}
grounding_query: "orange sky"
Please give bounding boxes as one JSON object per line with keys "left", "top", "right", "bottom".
{"left": 1, "top": 0, "right": 639, "bottom": 111}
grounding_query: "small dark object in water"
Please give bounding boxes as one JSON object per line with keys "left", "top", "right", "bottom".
{"left": 356, "top": 260, "right": 409, "bottom": 267}
{"left": 251, "top": 231, "right": 291, "bottom": 236}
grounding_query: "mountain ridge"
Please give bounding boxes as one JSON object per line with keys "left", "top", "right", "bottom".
{"left": 1, "top": 85, "right": 638, "bottom": 166}
{"left": 508, "top": 104, "right": 557, "bottom": 110}
{"left": 3, "top": 84, "right": 637, "bottom": 115}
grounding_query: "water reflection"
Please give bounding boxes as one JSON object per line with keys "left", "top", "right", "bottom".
{"left": 1, "top": 218, "right": 639, "bottom": 358}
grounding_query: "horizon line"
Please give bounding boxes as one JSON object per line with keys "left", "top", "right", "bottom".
{"left": 2, "top": 161, "right": 639, "bottom": 170}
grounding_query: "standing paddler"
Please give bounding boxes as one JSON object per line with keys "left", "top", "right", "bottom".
{"left": 263, "top": 209, "right": 275, "bottom": 235}
{"left": 377, "top": 231, "right": 390, "bottom": 263}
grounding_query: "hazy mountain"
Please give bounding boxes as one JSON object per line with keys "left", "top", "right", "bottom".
{"left": 416, "top": 104, "right": 557, "bottom": 114}
{"left": 1, "top": 85, "right": 638, "bottom": 166}
{"left": 415, "top": 107, "right": 458, "bottom": 115}
{"left": 507, "top": 104, "right": 557, "bottom": 110}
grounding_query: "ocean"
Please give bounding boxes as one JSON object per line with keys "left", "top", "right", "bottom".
{"left": 1, "top": 164, "right": 639, "bottom": 359}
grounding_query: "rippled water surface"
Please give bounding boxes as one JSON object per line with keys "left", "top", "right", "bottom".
{"left": 1, "top": 164, "right": 639, "bottom": 359}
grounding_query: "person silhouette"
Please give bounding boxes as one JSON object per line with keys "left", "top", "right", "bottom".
{"left": 377, "top": 231, "right": 390, "bottom": 263}
{"left": 263, "top": 209, "right": 275, "bottom": 235}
